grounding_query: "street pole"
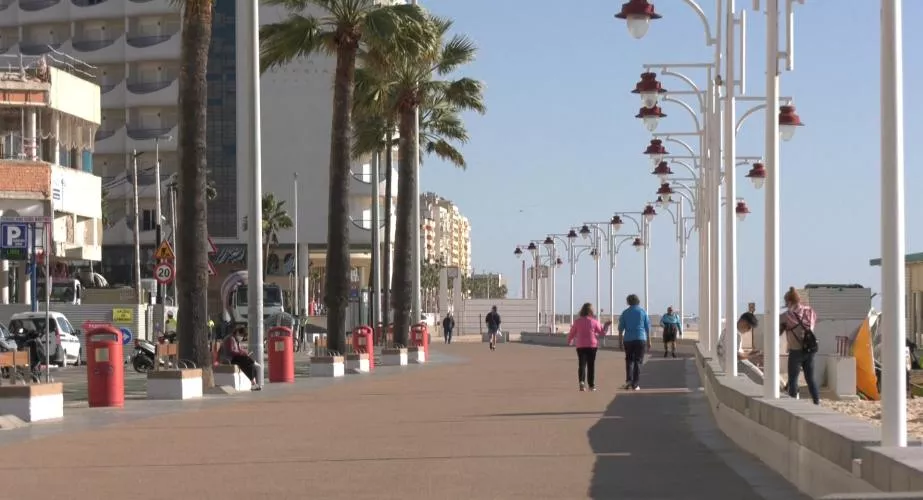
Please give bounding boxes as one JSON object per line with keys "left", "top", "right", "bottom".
{"left": 880, "top": 0, "right": 906, "bottom": 448}
{"left": 169, "top": 184, "right": 177, "bottom": 303}
{"left": 609, "top": 257, "right": 615, "bottom": 329}
{"left": 43, "top": 219, "right": 50, "bottom": 382}
{"left": 238, "top": 0, "right": 265, "bottom": 385}
{"left": 131, "top": 150, "right": 142, "bottom": 305}
{"left": 154, "top": 139, "right": 163, "bottom": 304}
{"left": 520, "top": 260, "right": 525, "bottom": 299}
{"left": 678, "top": 199, "right": 685, "bottom": 320}
{"left": 410, "top": 0, "right": 422, "bottom": 322}
{"left": 642, "top": 220, "right": 649, "bottom": 310}
{"left": 764, "top": 0, "right": 782, "bottom": 399}
{"left": 294, "top": 172, "right": 299, "bottom": 315}
{"left": 724, "top": 0, "right": 739, "bottom": 377}
{"left": 370, "top": 153, "right": 382, "bottom": 327}
{"left": 709, "top": 75, "right": 723, "bottom": 357}
{"left": 550, "top": 252, "right": 557, "bottom": 331}
{"left": 594, "top": 247, "right": 600, "bottom": 317}
{"left": 534, "top": 255, "right": 540, "bottom": 331}
{"left": 569, "top": 242, "right": 575, "bottom": 324}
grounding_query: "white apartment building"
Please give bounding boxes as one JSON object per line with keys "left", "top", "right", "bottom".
{"left": 1, "top": 0, "right": 397, "bottom": 297}
{"left": 421, "top": 192, "right": 471, "bottom": 276}
{"left": 0, "top": 52, "right": 103, "bottom": 304}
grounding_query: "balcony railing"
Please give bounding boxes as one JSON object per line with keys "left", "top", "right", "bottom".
{"left": 19, "top": 43, "right": 62, "bottom": 56}
{"left": 99, "top": 82, "right": 118, "bottom": 93}
{"left": 125, "top": 33, "right": 174, "bottom": 48}
{"left": 0, "top": 0, "right": 11, "bottom": 10}
{"left": 126, "top": 79, "right": 173, "bottom": 93}
{"left": 126, "top": 126, "right": 173, "bottom": 140}
{"left": 95, "top": 128, "right": 118, "bottom": 141}
{"left": 71, "top": 37, "right": 119, "bottom": 52}
{"left": 19, "top": 0, "right": 60, "bottom": 11}
{"left": 72, "top": 0, "right": 107, "bottom": 6}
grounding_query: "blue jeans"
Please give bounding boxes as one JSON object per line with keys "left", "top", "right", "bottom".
{"left": 787, "top": 349, "right": 820, "bottom": 404}
{"left": 444, "top": 329, "right": 453, "bottom": 344}
{"left": 624, "top": 340, "right": 646, "bottom": 388}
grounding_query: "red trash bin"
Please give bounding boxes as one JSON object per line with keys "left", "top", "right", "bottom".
{"left": 351, "top": 325, "right": 375, "bottom": 370}
{"left": 85, "top": 325, "right": 125, "bottom": 408}
{"left": 268, "top": 326, "right": 294, "bottom": 383}
{"left": 410, "top": 322, "right": 430, "bottom": 359}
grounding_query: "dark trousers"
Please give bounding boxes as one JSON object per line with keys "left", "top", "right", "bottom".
{"left": 787, "top": 350, "right": 820, "bottom": 404}
{"left": 624, "top": 340, "right": 646, "bottom": 388}
{"left": 444, "top": 329, "right": 453, "bottom": 344}
{"left": 577, "top": 347, "right": 598, "bottom": 387}
{"left": 231, "top": 355, "right": 257, "bottom": 381}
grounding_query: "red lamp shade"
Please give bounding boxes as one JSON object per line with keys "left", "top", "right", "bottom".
{"left": 735, "top": 200, "right": 751, "bottom": 221}
{"left": 636, "top": 105, "right": 667, "bottom": 132}
{"left": 513, "top": 246, "right": 523, "bottom": 258}
{"left": 746, "top": 162, "right": 766, "bottom": 189}
{"left": 632, "top": 237, "right": 644, "bottom": 251}
{"left": 652, "top": 160, "right": 673, "bottom": 180}
{"left": 642, "top": 204, "right": 657, "bottom": 222}
{"left": 656, "top": 182, "right": 673, "bottom": 198}
{"left": 615, "top": 0, "right": 662, "bottom": 39}
{"left": 610, "top": 215, "right": 624, "bottom": 231}
{"left": 567, "top": 229, "right": 578, "bottom": 240}
{"left": 643, "top": 139, "right": 669, "bottom": 162}
{"left": 779, "top": 105, "right": 804, "bottom": 142}
{"left": 631, "top": 72, "right": 667, "bottom": 107}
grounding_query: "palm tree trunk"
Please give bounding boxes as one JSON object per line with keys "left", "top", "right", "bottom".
{"left": 381, "top": 133, "right": 394, "bottom": 343}
{"left": 392, "top": 109, "right": 416, "bottom": 347}
{"left": 325, "top": 43, "right": 359, "bottom": 356}
{"left": 176, "top": 0, "right": 214, "bottom": 388}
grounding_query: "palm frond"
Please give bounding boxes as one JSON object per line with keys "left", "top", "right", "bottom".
{"left": 259, "top": 15, "right": 334, "bottom": 73}
{"left": 425, "top": 140, "right": 466, "bottom": 168}
{"left": 435, "top": 34, "right": 477, "bottom": 75}
{"left": 441, "top": 77, "right": 487, "bottom": 114}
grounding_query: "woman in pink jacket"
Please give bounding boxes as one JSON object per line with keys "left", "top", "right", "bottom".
{"left": 567, "top": 303, "right": 612, "bottom": 391}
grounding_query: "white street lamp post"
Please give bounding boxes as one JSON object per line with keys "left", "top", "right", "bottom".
{"left": 723, "top": 0, "right": 740, "bottom": 377}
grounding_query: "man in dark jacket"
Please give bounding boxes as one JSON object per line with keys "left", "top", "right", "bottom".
{"left": 442, "top": 313, "right": 455, "bottom": 344}
{"left": 486, "top": 306, "right": 501, "bottom": 351}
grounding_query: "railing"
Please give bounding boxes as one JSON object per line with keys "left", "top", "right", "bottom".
{"left": 71, "top": 37, "right": 119, "bottom": 52}
{"left": 18, "top": 0, "right": 60, "bottom": 11}
{"left": 0, "top": 49, "right": 97, "bottom": 81}
{"left": 126, "top": 79, "right": 173, "bottom": 93}
{"left": 126, "top": 126, "right": 174, "bottom": 140}
{"left": 125, "top": 33, "right": 173, "bottom": 48}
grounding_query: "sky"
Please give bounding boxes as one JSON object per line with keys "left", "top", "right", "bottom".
{"left": 416, "top": 0, "right": 923, "bottom": 316}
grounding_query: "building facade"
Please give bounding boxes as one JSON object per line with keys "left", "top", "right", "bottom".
{"left": 2, "top": 1, "right": 396, "bottom": 303}
{"left": 421, "top": 192, "right": 471, "bottom": 276}
{"left": 0, "top": 52, "right": 103, "bottom": 304}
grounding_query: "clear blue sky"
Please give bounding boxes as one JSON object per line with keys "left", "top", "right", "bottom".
{"left": 418, "top": 0, "right": 923, "bottom": 315}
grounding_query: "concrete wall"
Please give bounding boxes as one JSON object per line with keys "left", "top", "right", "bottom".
{"left": 457, "top": 298, "right": 536, "bottom": 337}
{"left": 695, "top": 344, "right": 923, "bottom": 498}
{"left": 48, "top": 67, "right": 101, "bottom": 125}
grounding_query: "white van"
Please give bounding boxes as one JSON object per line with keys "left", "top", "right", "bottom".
{"left": 7, "top": 311, "right": 82, "bottom": 366}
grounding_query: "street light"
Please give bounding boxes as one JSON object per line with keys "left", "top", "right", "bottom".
{"left": 579, "top": 224, "right": 592, "bottom": 240}
{"left": 778, "top": 105, "right": 804, "bottom": 142}
{"left": 746, "top": 162, "right": 767, "bottom": 189}
{"left": 642, "top": 204, "right": 657, "bottom": 222}
{"left": 631, "top": 72, "right": 668, "bottom": 108}
{"left": 735, "top": 199, "right": 751, "bottom": 222}
{"left": 544, "top": 236, "right": 555, "bottom": 253}
{"left": 615, "top": 0, "right": 662, "bottom": 40}
{"left": 513, "top": 246, "right": 523, "bottom": 259}
{"left": 652, "top": 161, "right": 673, "bottom": 182}
{"left": 610, "top": 214, "right": 624, "bottom": 232}
{"left": 632, "top": 237, "right": 644, "bottom": 251}
{"left": 637, "top": 105, "right": 667, "bottom": 132}
{"left": 656, "top": 183, "right": 674, "bottom": 203}
{"left": 643, "top": 139, "right": 669, "bottom": 164}
{"left": 527, "top": 241, "right": 538, "bottom": 257}
{"left": 567, "top": 229, "right": 578, "bottom": 241}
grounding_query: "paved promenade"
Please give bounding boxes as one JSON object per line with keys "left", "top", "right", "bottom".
{"left": 0, "top": 342, "right": 804, "bottom": 499}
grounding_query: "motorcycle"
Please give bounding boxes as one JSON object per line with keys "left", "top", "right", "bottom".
{"left": 131, "top": 332, "right": 177, "bottom": 373}
{"left": 9, "top": 329, "right": 52, "bottom": 383}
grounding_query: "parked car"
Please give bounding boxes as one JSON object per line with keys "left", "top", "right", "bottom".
{"left": 7, "top": 311, "right": 81, "bottom": 367}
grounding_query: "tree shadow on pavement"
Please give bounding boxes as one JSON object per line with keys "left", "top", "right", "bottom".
{"left": 585, "top": 358, "right": 808, "bottom": 500}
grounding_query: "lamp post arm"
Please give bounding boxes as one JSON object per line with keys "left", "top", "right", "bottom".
{"left": 735, "top": 97, "right": 792, "bottom": 136}
{"left": 669, "top": 159, "right": 699, "bottom": 179}
{"left": 614, "top": 213, "right": 643, "bottom": 234}
{"left": 661, "top": 96, "right": 704, "bottom": 134}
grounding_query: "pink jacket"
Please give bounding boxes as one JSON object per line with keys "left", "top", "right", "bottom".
{"left": 567, "top": 317, "right": 608, "bottom": 348}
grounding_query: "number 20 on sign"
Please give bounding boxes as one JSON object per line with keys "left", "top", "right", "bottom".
{"left": 154, "top": 262, "right": 175, "bottom": 285}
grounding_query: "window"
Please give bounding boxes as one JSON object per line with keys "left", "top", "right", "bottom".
{"left": 141, "top": 209, "right": 156, "bottom": 231}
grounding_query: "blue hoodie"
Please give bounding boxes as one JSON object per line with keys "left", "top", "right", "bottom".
{"left": 618, "top": 305, "right": 651, "bottom": 342}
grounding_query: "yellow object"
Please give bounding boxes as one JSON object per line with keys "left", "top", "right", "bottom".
{"left": 112, "top": 308, "right": 133, "bottom": 323}
{"left": 853, "top": 312, "right": 880, "bottom": 400}
{"left": 153, "top": 240, "right": 175, "bottom": 261}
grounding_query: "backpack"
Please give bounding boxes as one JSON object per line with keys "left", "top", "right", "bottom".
{"left": 791, "top": 311, "right": 818, "bottom": 354}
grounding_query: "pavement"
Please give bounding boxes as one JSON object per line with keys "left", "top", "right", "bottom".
{"left": 0, "top": 342, "right": 806, "bottom": 499}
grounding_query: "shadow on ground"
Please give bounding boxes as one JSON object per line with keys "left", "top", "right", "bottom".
{"left": 585, "top": 357, "right": 808, "bottom": 500}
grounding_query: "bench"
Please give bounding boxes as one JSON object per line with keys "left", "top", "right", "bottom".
{"left": 214, "top": 364, "right": 251, "bottom": 391}
{"left": 381, "top": 347, "right": 408, "bottom": 367}
{"left": 147, "top": 368, "right": 203, "bottom": 400}
{"left": 154, "top": 343, "right": 179, "bottom": 371}
{"left": 0, "top": 351, "right": 33, "bottom": 385}
{"left": 345, "top": 352, "right": 371, "bottom": 373}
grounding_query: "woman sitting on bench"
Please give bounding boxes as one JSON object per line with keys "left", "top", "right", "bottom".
{"left": 220, "top": 327, "right": 261, "bottom": 391}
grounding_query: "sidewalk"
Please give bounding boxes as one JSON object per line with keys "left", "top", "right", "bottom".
{"left": 0, "top": 343, "right": 804, "bottom": 499}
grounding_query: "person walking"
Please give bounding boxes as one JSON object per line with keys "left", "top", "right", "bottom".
{"left": 566, "top": 303, "right": 612, "bottom": 392}
{"left": 618, "top": 294, "right": 651, "bottom": 391}
{"left": 442, "top": 312, "right": 455, "bottom": 345}
{"left": 780, "top": 286, "right": 819, "bottom": 404}
{"left": 485, "top": 306, "right": 501, "bottom": 351}
{"left": 660, "top": 306, "right": 682, "bottom": 358}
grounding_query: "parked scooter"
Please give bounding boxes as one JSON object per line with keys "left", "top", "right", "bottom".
{"left": 10, "top": 329, "right": 52, "bottom": 383}
{"left": 131, "top": 332, "right": 177, "bottom": 373}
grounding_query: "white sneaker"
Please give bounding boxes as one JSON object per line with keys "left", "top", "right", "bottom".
{"left": 633, "top": 386, "right": 641, "bottom": 391}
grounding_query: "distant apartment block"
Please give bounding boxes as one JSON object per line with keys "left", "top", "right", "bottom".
{"left": 421, "top": 192, "right": 471, "bottom": 276}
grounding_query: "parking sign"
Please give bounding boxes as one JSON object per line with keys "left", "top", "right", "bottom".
{"left": 0, "top": 223, "right": 28, "bottom": 249}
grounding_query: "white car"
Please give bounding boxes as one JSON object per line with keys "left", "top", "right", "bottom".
{"left": 7, "top": 311, "right": 82, "bottom": 367}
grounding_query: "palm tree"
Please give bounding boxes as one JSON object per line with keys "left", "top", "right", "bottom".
{"left": 260, "top": 0, "right": 429, "bottom": 355}
{"left": 262, "top": 193, "right": 294, "bottom": 277}
{"left": 172, "top": 0, "right": 214, "bottom": 388}
{"left": 355, "top": 16, "right": 485, "bottom": 346}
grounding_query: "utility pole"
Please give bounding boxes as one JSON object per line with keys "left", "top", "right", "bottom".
{"left": 154, "top": 138, "right": 164, "bottom": 304}
{"left": 169, "top": 181, "right": 178, "bottom": 303}
{"left": 132, "top": 150, "right": 143, "bottom": 305}
{"left": 293, "top": 172, "right": 299, "bottom": 315}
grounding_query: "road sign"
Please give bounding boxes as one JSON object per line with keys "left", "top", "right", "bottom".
{"left": 154, "top": 262, "right": 175, "bottom": 285}
{"left": 153, "top": 240, "right": 175, "bottom": 261}
{"left": 208, "top": 261, "right": 217, "bottom": 276}
{"left": 1, "top": 223, "right": 28, "bottom": 249}
{"left": 0, "top": 216, "right": 51, "bottom": 223}
{"left": 119, "top": 327, "right": 133, "bottom": 346}
{"left": 207, "top": 236, "right": 217, "bottom": 254}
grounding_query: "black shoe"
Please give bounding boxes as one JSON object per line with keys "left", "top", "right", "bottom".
{"left": 672, "top": 352, "right": 676, "bottom": 358}
{"left": 663, "top": 351, "right": 668, "bottom": 358}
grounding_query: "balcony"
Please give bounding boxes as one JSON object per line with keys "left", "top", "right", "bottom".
{"left": 127, "top": 125, "right": 177, "bottom": 151}
{"left": 17, "top": 0, "right": 69, "bottom": 23}
{"left": 125, "top": 0, "right": 177, "bottom": 17}
{"left": 18, "top": 42, "right": 63, "bottom": 56}
{"left": 125, "top": 78, "right": 177, "bottom": 107}
{"left": 94, "top": 126, "right": 126, "bottom": 155}
{"left": 0, "top": 3, "right": 16, "bottom": 29}
{"left": 69, "top": 36, "right": 125, "bottom": 64}
{"left": 71, "top": 0, "right": 120, "bottom": 21}
{"left": 100, "top": 80, "right": 126, "bottom": 108}
{"left": 125, "top": 31, "right": 180, "bottom": 62}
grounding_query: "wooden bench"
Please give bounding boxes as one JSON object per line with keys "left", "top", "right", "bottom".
{"left": 0, "top": 351, "right": 33, "bottom": 385}
{"left": 154, "top": 343, "right": 179, "bottom": 371}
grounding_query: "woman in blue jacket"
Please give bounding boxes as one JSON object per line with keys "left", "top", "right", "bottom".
{"left": 618, "top": 294, "right": 651, "bottom": 390}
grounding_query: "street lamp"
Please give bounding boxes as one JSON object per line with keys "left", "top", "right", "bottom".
{"left": 642, "top": 203, "right": 657, "bottom": 222}
{"left": 615, "top": 0, "right": 662, "bottom": 40}
{"left": 637, "top": 105, "right": 667, "bottom": 132}
{"left": 656, "top": 183, "right": 673, "bottom": 203}
{"left": 735, "top": 199, "right": 751, "bottom": 222}
{"left": 643, "top": 139, "right": 668, "bottom": 164}
{"left": 631, "top": 72, "right": 668, "bottom": 108}
{"left": 746, "top": 162, "right": 766, "bottom": 189}
{"left": 652, "top": 161, "right": 673, "bottom": 182}
{"left": 632, "top": 238, "right": 644, "bottom": 251}
{"left": 610, "top": 214, "right": 624, "bottom": 232}
{"left": 778, "top": 105, "right": 804, "bottom": 142}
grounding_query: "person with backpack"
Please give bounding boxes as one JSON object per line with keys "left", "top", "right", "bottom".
{"left": 485, "top": 306, "right": 501, "bottom": 351}
{"left": 660, "top": 306, "right": 682, "bottom": 358}
{"left": 780, "top": 286, "right": 819, "bottom": 404}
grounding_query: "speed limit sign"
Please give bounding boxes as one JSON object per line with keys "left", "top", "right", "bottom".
{"left": 154, "top": 262, "right": 175, "bottom": 285}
